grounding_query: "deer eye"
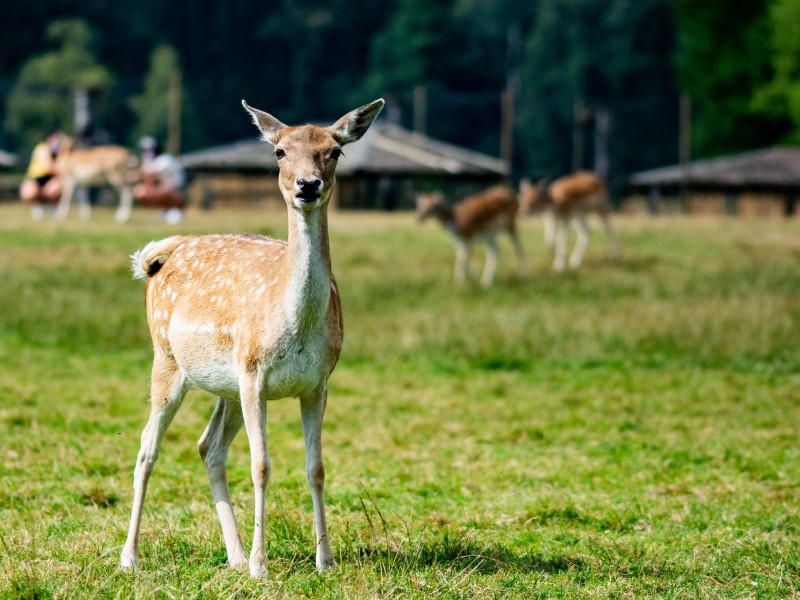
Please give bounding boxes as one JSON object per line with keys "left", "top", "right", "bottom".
{"left": 275, "top": 148, "right": 286, "bottom": 159}
{"left": 330, "top": 148, "right": 343, "bottom": 160}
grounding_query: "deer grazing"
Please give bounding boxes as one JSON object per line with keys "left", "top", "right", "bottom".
{"left": 120, "top": 98, "right": 385, "bottom": 578}
{"left": 518, "top": 171, "right": 619, "bottom": 272}
{"left": 416, "top": 185, "right": 526, "bottom": 286}
{"left": 53, "top": 136, "right": 134, "bottom": 222}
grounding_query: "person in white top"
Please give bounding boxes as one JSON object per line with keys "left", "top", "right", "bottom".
{"left": 133, "top": 137, "right": 186, "bottom": 223}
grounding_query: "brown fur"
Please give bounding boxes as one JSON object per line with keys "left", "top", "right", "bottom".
{"left": 121, "top": 99, "right": 384, "bottom": 578}
{"left": 416, "top": 185, "right": 526, "bottom": 285}
{"left": 54, "top": 136, "right": 134, "bottom": 221}
{"left": 518, "top": 171, "right": 610, "bottom": 218}
{"left": 518, "top": 171, "right": 619, "bottom": 271}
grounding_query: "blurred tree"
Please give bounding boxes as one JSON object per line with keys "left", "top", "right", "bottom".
{"left": 5, "top": 19, "right": 113, "bottom": 153}
{"left": 128, "top": 45, "right": 203, "bottom": 152}
{"left": 673, "top": 0, "right": 788, "bottom": 157}
{"left": 751, "top": 0, "right": 800, "bottom": 142}
{"left": 366, "top": 0, "right": 459, "bottom": 96}
{"left": 517, "top": 0, "right": 680, "bottom": 183}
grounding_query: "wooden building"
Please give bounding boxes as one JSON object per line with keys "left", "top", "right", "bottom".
{"left": 179, "top": 123, "right": 508, "bottom": 210}
{"left": 627, "top": 147, "right": 800, "bottom": 218}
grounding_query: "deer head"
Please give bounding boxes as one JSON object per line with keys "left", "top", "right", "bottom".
{"left": 242, "top": 99, "right": 384, "bottom": 212}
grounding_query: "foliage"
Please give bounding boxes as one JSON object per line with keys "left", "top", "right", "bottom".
{"left": 672, "top": 0, "right": 789, "bottom": 157}
{"left": 0, "top": 2, "right": 798, "bottom": 176}
{"left": 517, "top": 0, "right": 679, "bottom": 181}
{"left": 5, "top": 19, "right": 114, "bottom": 154}
{"left": 128, "top": 45, "right": 203, "bottom": 151}
{"left": 751, "top": 0, "right": 800, "bottom": 143}
{"left": 0, "top": 205, "right": 798, "bottom": 597}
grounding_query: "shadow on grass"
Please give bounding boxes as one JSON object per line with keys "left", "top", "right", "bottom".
{"left": 343, "top": 531, "right": 581, "bottom": 575}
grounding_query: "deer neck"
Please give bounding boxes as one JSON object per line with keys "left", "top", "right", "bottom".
{"left": 282, "top": 206, "right": 332, "bottom": 332}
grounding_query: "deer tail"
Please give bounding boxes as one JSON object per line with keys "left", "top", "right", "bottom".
{"left": 130, "top": 235, "right": 191, "bottom": 280}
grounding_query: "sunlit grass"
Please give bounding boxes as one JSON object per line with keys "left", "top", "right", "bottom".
{"left": 0, "top": 204, "right": 798, "bottom": 597}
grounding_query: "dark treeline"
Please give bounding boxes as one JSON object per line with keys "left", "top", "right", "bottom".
{"left": 1, "top": 0, "right": 797, "bottom": 184}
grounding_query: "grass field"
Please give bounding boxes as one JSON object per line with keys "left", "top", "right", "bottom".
{"left": 0, "top": 203, "right": 798, "bottom": 598}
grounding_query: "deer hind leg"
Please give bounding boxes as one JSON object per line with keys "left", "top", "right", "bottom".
{"left": 454, "top": 242, "right": 472, "bottom": 283}
{"left": 568, "top": 215, "right": 590, "bottom": 269}
{"left": 300, "top": 385, "right": 336, "bottom": 571}
{"left": 552, "top": 218, "right": 569, "bottom": 272}
{"left": 198, "top": 397, "right": 247, "bottom": 569}
{"left": 54, "top": 178, "right": 76, "bottom": 221}
{"left": 239, "top": 376, "right": 270, "bottom": 578}
{"left": 507, "top": 224, "right": 527, "bottom": 280}
{"left": 480, "top": 238, "right": 499, "bottom": 287}
{"left": 121, "top": 357, "right": 188, "bottom": 571}
{"left": 77, "top": 187, "right": 92, "bottom": 220}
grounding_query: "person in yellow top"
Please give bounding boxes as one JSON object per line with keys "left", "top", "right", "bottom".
{"left": 19, "top": 131, "right": 64, "bottom": 219}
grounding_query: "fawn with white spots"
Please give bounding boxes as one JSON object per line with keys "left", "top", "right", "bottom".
{"left": 53, "top": 136, "right": 134, "bottom": 223}
{"left": 120, "top": 98, "right": 384, "bottom": 578}
{"left": 518, "top": 171, "right": 620, "bottom": 272}
{"left": 416, "top": 185, "right": 526, "bottom": 286}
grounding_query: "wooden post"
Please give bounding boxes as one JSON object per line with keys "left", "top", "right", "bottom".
{"left": 500, "top": 87, "right": 515, "bottom": 171}
{"left": 593, "top": 106, "right": 610, "bottom": 181}
{"left": 679, "top": 93, "right": 692, "bottom": 213}
{"left": 572, "top": 99, "right": 586, "bottom": 172}
{"left": 413, "top": 85, "right": 427, "bottom": 135}
{"left": 167, "top": 69, "right": 183, "bottom": 156}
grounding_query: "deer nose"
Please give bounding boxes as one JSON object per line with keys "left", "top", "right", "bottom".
{"left": 296, "top": 178, "right": 322, "bottom": 195}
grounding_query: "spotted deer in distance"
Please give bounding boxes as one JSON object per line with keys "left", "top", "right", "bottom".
{"left": 518, "top": 171, "right": 619, "bottom": 271}
{"left": 416, "top": 185, "right": 526, "bottom": 286}
{"left": 120, "top": 98, "right": 385, "bottom": 578}
{"left": 54, "top": 136, "right": 134, "bottom": 222}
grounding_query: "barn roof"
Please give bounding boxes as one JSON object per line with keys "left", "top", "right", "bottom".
{"left": 629, "top": 147, "right": 800, "bottom": 188}
{"left": 180, "top": 122, "right": 508, "bottom": 177}
{"left": 0, "top": 149, "right": 16, "bottom": 168}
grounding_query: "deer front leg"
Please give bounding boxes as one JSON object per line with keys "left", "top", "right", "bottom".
{"left": 543, "top": 209, "right": 556, "bottom": 248}
{"left": 198, "top": 397, "right": 248, "bottom": 569}
{"left": 116, "top": 186, "right": 133, "bottom": 223}
{"left": 54, "top": 178, "right": 76, "bottom": 221}
{"left": 480, "top": 238, "right": 499, "bottom": 287}
{"left": 300, "top": 386, "right": 336, "bottom": 571}
{"left": 240, "top": 379, "right": 270, "bottom": 579}
{"left": 121, "top": 360, "right": 187, "bottom": 571}
{"left": 552, "top": 218, "right": 569, "bottom": 272}
{"left": 568, "top": 215, "right": 590, "bottom": 269}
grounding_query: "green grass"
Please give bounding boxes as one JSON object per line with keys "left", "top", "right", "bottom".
{"left": 0, "top": 204, "right": 798, "bottom": 598}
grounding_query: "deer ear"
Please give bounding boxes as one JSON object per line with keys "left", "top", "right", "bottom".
{"left": 242, "top": 100, "right": 287, "bottom": 144}
{"left": 328, "top": 99, "right": 385, "bottom": 145}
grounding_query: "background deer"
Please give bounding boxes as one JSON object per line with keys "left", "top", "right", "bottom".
{"left": 518, "top": 171, "right": 619, "bottom": 271}
{"left": 120, "top": 98, "right": 384, "bottom": 578}
{"left": 54, "top": 136, "right": 134, "bottom": 222}
{"left": 416, "top": 185, "right": 526, "bottom": 286}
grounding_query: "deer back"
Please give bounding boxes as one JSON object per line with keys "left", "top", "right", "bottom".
{"left": 452, "top": 185, "right": 518, "bottom": 240}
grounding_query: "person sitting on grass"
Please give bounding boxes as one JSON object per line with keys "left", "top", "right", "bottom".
{"left": 19, "top": 131, "right": 63, "bottom": 220}
{"left": 133, "top": 136, "right": 186, "bottom": 224}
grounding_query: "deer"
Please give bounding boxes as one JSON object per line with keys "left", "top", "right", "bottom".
{"left": 518, "top": 171, "right": 619, "bottom": 272}
{"left": 416, "top": 185, "right": 526, "bottom": 286}
{"left": 53, "top": 136, "right": 134, "bottom": 222}
{"left": 119, "top": 98, "right": 385, "bottom": 579}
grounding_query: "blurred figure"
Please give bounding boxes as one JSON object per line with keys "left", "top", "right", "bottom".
{"left": 518, "top": 172, "right": 619, "bottom": 271}
{"left": 19, "top": 131, "right": 64, "bottom": 220}
{"left": 133, "top": 137, "right": 186, "bottom": 224}
{"left": 416, "top": 185, "right": 526, "bottom": 286}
